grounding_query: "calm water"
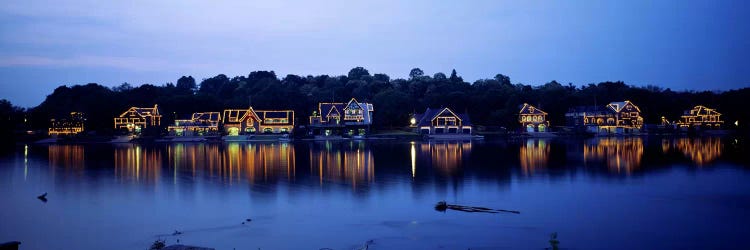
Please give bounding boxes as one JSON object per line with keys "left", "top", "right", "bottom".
{"left": 1, "top": 137, "right": 749, "bottom": 250}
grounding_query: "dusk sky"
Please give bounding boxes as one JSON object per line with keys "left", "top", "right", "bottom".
{"left": 1, "top": 0, "right": 748, "bottom": 107}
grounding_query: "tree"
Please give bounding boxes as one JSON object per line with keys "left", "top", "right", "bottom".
{"left": 449, "top": 69, "right": 463, "bottom": 82}
{"left": 347, "top": 67, "right": 370, "bottom": 80}
{"left": 0, "top": 99, "right": 25, "bottom": 144}
{"left": 373, "top": 73, "right": 390, "bottom": 83}
{"left": 15, "top": 67, "right": 750, "bottom": 136}
{"left": 198, "top": 74, "right": 229, "bottom": 96}
{"left": 494, "top": 74, "right": 511, "bottom": 86}
{"left": 409, "top": 68, "right": 424, "bottom": 79}
{"left": 113, "top": 82, "right": 133, "bottom": 92}
{"left": 372, "top": 89, "right": 410, "bottom": 127}
{"left": 176, "top": 76, "right": 196, "bottom": 92}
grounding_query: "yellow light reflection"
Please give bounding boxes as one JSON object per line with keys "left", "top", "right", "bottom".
{"left": 410, "top": 142, "right": 416, "bottom": 178}
{"left": 673, "top": 137, "right": 722, "bottom": 166}
{"left": 48, "top": 144, "right": 85, "bottom": 171}
{"left": 519, "top": 139, "right": 549, "bottom": 175}
{"left": 114, "top": 143, "right": 297, "bottom": 184}
{"left": 183, "top": 143, "right": 295, "bottom": 184}
{"left": 418, "top": 141, "right": 471, "bottom": 176}
{"left": 24, "top": 144, "right": 28, "bottom": 180}
{"left": 309, "top": 141, "right": 374, "bottom": 189}
{"left": 583, "top": 138, "right": 643, "bottom": 174}
{"left": 114, "top": 145, "right": 162, "bottom": 183}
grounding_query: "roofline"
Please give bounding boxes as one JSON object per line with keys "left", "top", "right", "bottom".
{"left": 222, "top": 107, "right": 260, "bottom": 122}
{"left": 326, "top": 105, "right": 341, "bottom": 117}
{"left": 119, "top": 106, "right": 162, "bottom": 118}
{"left": 608, "top": 100, "right": 641, "bottom": 112}
{"left": 431, "top": 107, "right": 462, "bottom": 122}
{"left": 345, "top": 98, "right": 362, "bottom": 110}
{"left": 519, "top": 103, "right": 548, "bottom": 115}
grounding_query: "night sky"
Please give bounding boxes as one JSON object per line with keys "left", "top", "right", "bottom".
{"left": 1, "top": 0, "right": 749, "bottom": 107}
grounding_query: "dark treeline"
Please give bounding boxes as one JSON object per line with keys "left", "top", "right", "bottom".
{"left": 3, "top": 67, "right": 749, "bottom": 135}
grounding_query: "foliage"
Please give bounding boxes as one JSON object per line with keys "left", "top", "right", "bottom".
{"left": 0, "top": 99, "right": 25, "bottom": 140}
{"left": 14, "top": 68, "right": 750, "bottom": 134}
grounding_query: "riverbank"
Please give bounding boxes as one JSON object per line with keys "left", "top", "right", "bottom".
{"left": 9, "top": 128, "right": 746, "bottom": 146}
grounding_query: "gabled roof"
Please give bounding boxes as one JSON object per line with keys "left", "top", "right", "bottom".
{"left": 607, "top": 101, "right": 640, "bottom": 113}
{"left": 685, "top": 105, "right": 721, "bottom": 116}
{"left": 314, "top": 98, "right": 374, "bottom": 125}
{"left": 414, "top": 107, "right": 471, "bottom": 127}
{"left": 223, "top": 107, "right": 260, "bottom": 123}
{"left": 325, "top": 104, "right": 342, "bottom": 117}
{"left": 413, "top": 109, "right": 438, "bottom": 127}
{"left": 519, "top": 103, "right": 547, "bottom": 115}
{"left": 319, "top": 98, "right": 369, "bottom": 115}
{"left": 433, "top": 107, "right": 462, "bottom": 121}
{"left": 345, "top": 98, "right": 363, "bottom": 110}
{"left": 119, "top": 105, "right": 160, "bottom": 118}
{"left": 241, "top": 108, "right": 261, "bottom": 121}
{"left": 192, "top": 112, "right": 221, "bottom": 122}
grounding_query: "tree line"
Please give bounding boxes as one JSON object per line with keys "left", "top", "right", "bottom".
{"left": 2, "top": 67, "right": 749, "bottom": 137}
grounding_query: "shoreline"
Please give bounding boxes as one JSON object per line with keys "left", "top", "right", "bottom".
{"left": 17, "top": 131, "right": 742, "bottom": 146}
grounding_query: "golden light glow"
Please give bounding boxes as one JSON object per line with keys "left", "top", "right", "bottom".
{"left": 410, "top": 142, "right": 416, "bottom": 178}
{"left": 112, "top": 143, "right": 297, "bottom": 184}
{"left": 583, "top": 138, "right": 643, "bottom": 174}
{"left": 518, "top": 103, "right": 549, "bottom": 132}
{"left": 114, "top": 145, "right": 162, "bottom": 182}
{"left": 417, "top": 141, "right": 471, "bottom": 176}
{"left": 49, "top": 112, "right": 85, "bottom": 135}
{"left": 223, "top": 108, "right": 294, "bottom": 134}
{"left": 309, "top": 141, "right": 374, "bottom": 189}
{"left": 415, "top": 107, "right": 471, "bottom": 134}
{"left": 676, "top": 105, "right": 723, "bottom": 128}
{"left": 568, "top": 101, "right": 643, "bottom": 133}
{"left": 664, "top": 137, "right": 723, "bottom": 166}
{"left": 519, "top": 139, "right": 549, "bottom": 175}
{"left": 48, "top": 144, "right": 86, "bottom": 172}
{"left": 114, "top": 105, "right": 161, "bottom": 132}
{"left": 309, "top": 98, "right": 373, "bottom": 126}
{"left": 168, "top": 112, "right": 221, "bottom": 136}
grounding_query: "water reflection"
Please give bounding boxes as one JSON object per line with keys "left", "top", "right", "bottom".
{"left": 410, "top": 142, "right": 416, "bottom": 178}
{"left": 114, "top": 145, "right": 162, "bottom": 183}
{"left": 663, "top": 137, "right": 723, "bottom": 166}
{"left": 519, "top": 139, "right": 549, "bottom": 175}
{"left": 48, "top": 144, "right": 85, "bottom": 171}
{"left": 167, "top": 143, "right": 296, "bottom": 184}
{"left": 38, "top": 137, "right": 733, "bottom": 188}
{"left": 24, "top": 145, "right": 28, "bottom": 180}
{"left": 309, "top": 141, "right": 374, "bottom": 188}
{"left": 5, "top": 137, "right": 748, "bottom": 250}
{"left": 417, "top": 141, "right": 472, "bottom": 176}
{"left": 583, "top": 138, "right": 644, "bottom": 174}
